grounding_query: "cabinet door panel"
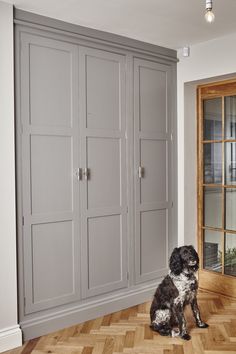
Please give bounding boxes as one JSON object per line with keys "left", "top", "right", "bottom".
{"left": 21, "top": 33, "right": 80, "bottom": 313}
{"left": 31, "top": 221, "right": 74, "bottom": 303}
{"left": 140, "top": 139, "right": 167, "bottom": 204}
{"left": 87, "top": 215, "right": 122, "bottom": 293}
{"left": 86, "top": 55, "right": 120, "bottom": 130}
{"left": 79, "top": 47, "right": 128, "bottom": 298}
{"left": 139, "top": 66, "right": 167, "bottom": 134}
{"left": 30, "top": 135, "right": 72, "bottom": 214}
{"left": 134, "top": 58, "right": 171, "bottom": 283}
{"left": 30, "top": 43, "right": 73, "bottom": 128}
{"left": 140, "top": 209, "right": 167, "bottom": 275}
{"left": 87, "top": 137, "right": 121, "bottom": 209}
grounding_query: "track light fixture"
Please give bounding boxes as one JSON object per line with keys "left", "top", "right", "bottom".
{"left": 205, "top": 0, "right": 215, "bottom": 23}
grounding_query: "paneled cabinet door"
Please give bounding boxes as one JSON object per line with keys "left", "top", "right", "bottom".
{"left": 20, "top": 33, "right": 80, "bottom": 313}
{"left": 134, "top": 58, "right": 172, "bottom": 283}
{"left": 79, "top": 46, "right": 128, "bottom": 298}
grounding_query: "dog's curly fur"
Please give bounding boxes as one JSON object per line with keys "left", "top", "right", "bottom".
{"left": 150, "top": 245, "right": 208, "bottom": 340}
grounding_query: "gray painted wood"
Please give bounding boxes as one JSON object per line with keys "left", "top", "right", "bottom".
{"left": 79, "top": 46, "right": 128, "bottom": 298}
{"left": 134, "top": 58, "right": 172, "bottom": 284}
{"left": 139, "top": 67, "right": 167, "bottom": 134}
{"left": 87, "top": 137, "right": 121, "bottom": 209}
{"left": 87, "top": 215, "right": 123, "bottom": 289}
{"left": 14, "top": 9, "right": 177, "bottom": 62}
{"left": 140, "top": 209, "right": 167, "bottom": 276}
{"left": 29, "top": 43, "right": 73, "bottom": 128}
{"left": 30, "top": 135, "right": 72, "bottom": 214}
{"left": 31, "top": 221, "right": 75, "bottom": 302}
{"left": 140, "top": 139, "right": 167, "bottom": 204}
{"left": 86, "top": 56, "right": 120, "bottom": 131}
{"left": 21, "top": 282, "right": 158, "bottom": 340}
{"left": 15, "top": 12, "right": 177, "bottom": 339}
{"left": 20, "top": 33, "right": 80, "bottom": 313}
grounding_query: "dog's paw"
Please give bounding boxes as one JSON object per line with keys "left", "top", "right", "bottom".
{"left": 181, "top": 333, "right": 191, "bottom": 341}
{"left": 197, "top": 322, "right": 209, "bottom": 328}
{"left": 159, "top": 329, "right": 171, "bottom": 336}
{"left": 171, "top": 328, "right": 180, "bottom": 337}
{"left": 150, "top": 323, "right": 159, "bottom": 332}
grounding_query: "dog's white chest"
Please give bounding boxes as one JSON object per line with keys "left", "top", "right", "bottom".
{"left": 171, "top": 273, "right": 196, "bottom": 305}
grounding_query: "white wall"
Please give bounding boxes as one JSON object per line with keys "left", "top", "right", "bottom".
{"left": 0, "top": 1, "right": 22, "bottom": 352}
{"left": 177, "top": 32, "right": 236, "bottom": 247}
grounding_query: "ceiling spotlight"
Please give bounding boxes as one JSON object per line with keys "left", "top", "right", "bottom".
{"left": 205, "top": 0, "right": 215, "bottom": 23}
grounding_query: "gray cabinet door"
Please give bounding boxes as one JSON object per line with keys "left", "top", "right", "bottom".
{"left": 79, "top": 47, "right": 128, "bottom": 298}
{"left": 134, "top": 58, "right": 172, "bottom": 283}
{"left": 20, "top": 33, "right": 80, "bottom": 313}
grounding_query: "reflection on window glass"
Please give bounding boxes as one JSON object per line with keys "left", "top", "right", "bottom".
{"left": 225, "top": 142, "right": 236, "bottom": 185}
{"left": 204, "top": 230, "right": 222, "bottom": 272}
{"left": 203, "top": 98, "right": 222, "bottom": 140}
{"left": 204, "top": 143, "right": 222, "bottom": 184}
{"left": 204, "top": 187, "right": 222, "bottom": 229}
{"left": 225, "top": 96, "right": 236, "bottom": 140}
{"left": 225, "top": 233, "right": 236, "bottom": 277}
{"left": 226, "top": 189, "right": 236, "bottom": 231}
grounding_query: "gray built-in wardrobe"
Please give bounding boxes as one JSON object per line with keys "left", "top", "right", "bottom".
{"left": 15, "top": 10, "right": 178, "bottom": 340}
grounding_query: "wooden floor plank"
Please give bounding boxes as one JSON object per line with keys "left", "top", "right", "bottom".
{"left": 20, "top": 337, "right": 40, "bottom": 354}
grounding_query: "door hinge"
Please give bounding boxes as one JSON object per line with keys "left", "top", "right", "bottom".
{"left": 22, "top": 216, "right": 24, "bottom": 226}
{"left": 170, "top": 133, "right": 173, "bottom": 141}
{"left": 171, "top": 201, "right": 174, "bottom": 208}
{"left": 24, "top": 297, "right": 26, "bottom": 308}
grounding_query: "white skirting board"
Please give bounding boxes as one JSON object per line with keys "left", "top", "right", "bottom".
{"left": 0, "top": 325, "right": 22, "bottom": 353}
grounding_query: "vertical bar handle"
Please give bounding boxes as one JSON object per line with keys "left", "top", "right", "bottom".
{"left": 138, "top": 166, "right": 144, "bottom": 178}
{"left": 76, "top": 168, "right": 82, "bottom": 181}
{"left": 83, "top": 167, "right": 90, "bottom": 180}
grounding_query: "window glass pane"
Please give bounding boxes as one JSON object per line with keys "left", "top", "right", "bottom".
{"left": 225, "top": 142, "right": 236, "bottom": 185}
{"left": 225, "top": 96, "right": 236, "bottom": 140}
{"left": 204, "top": 143, "right": 222, "bottom": 184}
{"left": 225, "top": 233, "right": 236, "bottom": 276}
{"left": 203, "top": 98, "right": 222, "bottom": 140}
{"left": 204, "top": 187, "right": 222, "bottom": 229}
{"left": 204, "top": 230, "right": 222, "bottom": 272}
{"left": 226, "top": 188, "right": 236, "bottom": 231}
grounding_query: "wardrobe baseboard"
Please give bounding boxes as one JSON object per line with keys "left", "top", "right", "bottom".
{"left": 21, "top": 282, "right": 158, "bottom": 340}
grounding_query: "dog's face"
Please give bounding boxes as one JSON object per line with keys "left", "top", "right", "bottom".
{"left": 169, "top": 245, "right": 199, "bottom": 275}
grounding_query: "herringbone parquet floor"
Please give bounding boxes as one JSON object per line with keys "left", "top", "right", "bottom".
{"left": 5, "top": 291, "right": 236, "bottom": 354}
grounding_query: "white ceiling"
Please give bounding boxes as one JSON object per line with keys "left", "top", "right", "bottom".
{"left": 5, "top": 0, "right": 236, "bottom": 49}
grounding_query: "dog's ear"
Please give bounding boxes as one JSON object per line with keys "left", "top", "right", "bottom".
{"left": 169, "top": 247, "right": 183, "bottom": 275}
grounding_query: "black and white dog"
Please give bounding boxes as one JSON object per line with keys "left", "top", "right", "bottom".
{"left": 150, "top": 245, "right": 208, "bottom": 340}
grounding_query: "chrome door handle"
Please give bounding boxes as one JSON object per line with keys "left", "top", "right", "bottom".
{"left": 138, "top": 166, "right": 144, "bottom": 178}
{"left": 76, "top": 168, "right": 82, "bottom": 181}
{"left": 83, "top": 167, "right": 90, "bottom": 180}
